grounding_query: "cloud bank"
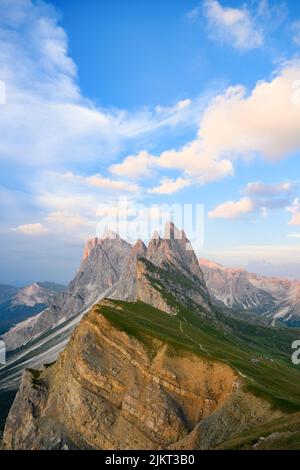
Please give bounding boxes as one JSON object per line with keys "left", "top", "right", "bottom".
{"left": 113, "top": 61, "right": 300, "bottom": 193}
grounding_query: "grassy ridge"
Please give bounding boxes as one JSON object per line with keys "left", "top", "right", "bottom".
{"left": 217, "top": 412, "right": 300, "bottom": 450}
{"left": 97, "top": 299, "right": 300, "bottom": 412}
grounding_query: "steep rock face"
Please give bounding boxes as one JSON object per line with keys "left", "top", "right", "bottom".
{"left": 2, "top": 304, "right": 282, "bottom": 450}
{"left": 199, "top": 259, "right": 300, "bottom": 325}
{"left": 134, "top": 257, "right": 211, "bottom": 315}
{"left": 3, "top": 236, "right": 132, "bottom": 351}
{"left": 146, "top": 223, "right": 210, "bottom": 311}
{"left": 147, "top": 222, "right": 206, "bottom": 284}
{"left": 110, "top": 240, "right": 147, "bottom": 302}
{"left": 135, "top": 259, "right": 177, "bottom": 314}
{"left": 110, "top": 223, "right": 211, "bottom": 314}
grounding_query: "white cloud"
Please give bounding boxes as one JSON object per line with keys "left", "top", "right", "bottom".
{"left": 110, "top": 151, "right": 155, "bottom": 179}
{"left": 155, "top": 98, "right": 192, "bottom": 114}
{"left": 209, "top": 198, "right": 255, "bottom": 219}
{"left": 287, "top": 198, "right": 300, "bottom": 225}
{"left": 87, "top": 174, "right": 140, "bottom": 193}
{"left": 112, "top": 62, "right": 300, "bottom": 188}
{"left": 148, "top": 177, "right": 191, "bottom": 195}
{"left": 14, "top": 223, "right": 48, "bottom": 236}
{"left": 209, "top": 180, "right": 296, "bottom": 220}
{"left": 155, "top": 140, "right": 234, "bottom": 183}
{"left": 203, "top": 0, "right": 263, "bottom": 50}
{"left": 0, "top": 0, "right": 202, "bottom": 170}
{"left": 288, "top": 233, "right": 300, "bottom": 238}
{"left": 198, "top": 63, "right": 300, "bottom": 162}
{"left": 111, "top": 140, "right": 233, "bottom": 184}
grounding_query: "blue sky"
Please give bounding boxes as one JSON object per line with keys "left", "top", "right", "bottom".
{"left": 1, "top": 0, "right": 300, "bottom": 284}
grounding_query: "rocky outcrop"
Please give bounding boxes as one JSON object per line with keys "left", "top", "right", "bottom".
{"left": 111, "top": 222, "right": 211, "bottom": 313}
{"left": 148, "top": 222, "right": 206, "bottom": 286}
{"left": 3, "top": 236, "right": 132, "bottom": 350}
{"left": 199, "top": 259, "right": 300, "bottom": 326}
{"left": 110, "top": 240, "right": 147, "bottom": 302}
{"left": 2, "top": 303, "right": 280, "bottom": 450}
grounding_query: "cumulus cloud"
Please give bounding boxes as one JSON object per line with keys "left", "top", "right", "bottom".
{"left": 209, "top": 198, "right": 255, "bottom": 219}
{"left": 13, "top": 223, "right": 48, "bottom": 235}
{"left": 110, "top": 151, "right": 156, "bottom": 179}
{"left": 203, "top": 0, "right": 263, "bottom": 50}
{"left": 198, "top": 63, "right": 300, "bottom": 162}
{"left": 111, "top": 140, "right": 233, "bottom": 184}
{"left": 112, "top": 62, "right": 300, "bottom": 187}
{"left": 209, "top": 180, "right": 297, "bottom": 220}
{"left": 148, "top": 177, "right": 191, "bottom": 195}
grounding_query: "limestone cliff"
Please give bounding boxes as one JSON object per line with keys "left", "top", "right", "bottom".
{"left": 2, "top": 303, "right": 282, "bottom": 450}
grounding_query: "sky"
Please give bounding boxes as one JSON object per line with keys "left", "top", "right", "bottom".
{"left": 1, "top": 0, "right": 300, "bottom": 284}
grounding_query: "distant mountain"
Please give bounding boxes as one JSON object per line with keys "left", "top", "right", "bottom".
{"left": 0, "top": 282, "right": 65, "bottom": 336}
{"left": 199, "top": 259, "right": 300, "bottom": 326}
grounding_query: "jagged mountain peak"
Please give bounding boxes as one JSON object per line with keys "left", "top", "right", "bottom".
{"left": 163, "top": 220, "right": 185, "bottom": 241}
{"left": 99, "top": 228, "right": 121, "bottom": 241}
{"left": 132, "top": 239, "right": 147, "bottom": 256}
{"left": 83, "top": 231, "right": 127, "bottom": 260}
{"left": 150, "top": 230, "right": 161, "bottom": 241}
{"left": 147, "top": 222, "right": 206, "bottom": 285}
{"left": 199, "top": 258, "right": 224, "bottom": 270}
{"left": 3, "top": 222, "right": 208, "bottom": 353}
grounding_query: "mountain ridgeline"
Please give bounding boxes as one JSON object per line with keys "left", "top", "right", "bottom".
{"left": 200, "top": 259, "right": 300, "bottom": 327}
{"left": 1, "top": 222, "right": 300, "bottom": 450}
{"left": 3, "top": 223, "right": 211, "bottom": 352}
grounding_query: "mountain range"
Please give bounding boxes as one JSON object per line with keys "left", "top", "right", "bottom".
{"left": 200, "top": 259, "right": 300, "bottom": 327}
{"left": 1, "top": 222, "right": 300, "bottom": 449}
